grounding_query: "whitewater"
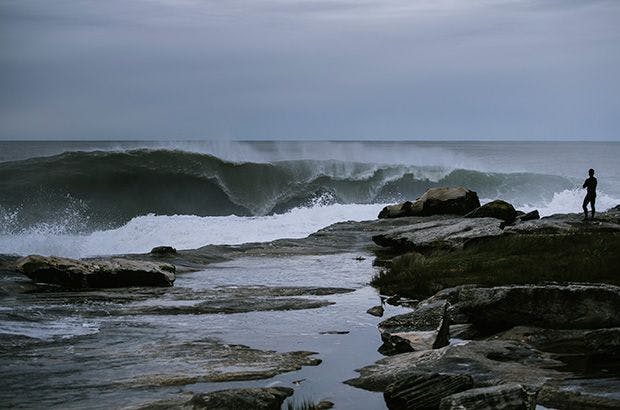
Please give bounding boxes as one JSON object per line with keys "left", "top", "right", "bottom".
{"left": 1, "top": 140, "right": 619, "bottom": 258}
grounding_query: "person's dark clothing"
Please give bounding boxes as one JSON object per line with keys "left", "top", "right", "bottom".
{"left": 583, "top": 176, "right": 597, "bottom": 196}
{"left": 582, "top": 176, "right": 597, "bottom": 219}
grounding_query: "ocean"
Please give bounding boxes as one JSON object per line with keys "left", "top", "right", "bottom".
{"left": 1, "top": 140, "right": 619, "bottom": 409}
{"left": 1, "top": 140, "right": 619, "bottom": 258}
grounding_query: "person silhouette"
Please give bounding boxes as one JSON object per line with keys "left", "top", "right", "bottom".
{"left": 582, "top": 168, "right": 597, "bottom": 220}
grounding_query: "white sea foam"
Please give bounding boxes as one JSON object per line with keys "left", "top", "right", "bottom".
{"left": 0, "top": 317, "right": 100, "bottom": 340}
{"left": 514, "top": 189, "right": 618, "bottom": 217}
{"left": 0, "top": 203, "right": 385, "bottom": 259}
{"left": 2, "top": 189, "right": 618, "bottom": 259}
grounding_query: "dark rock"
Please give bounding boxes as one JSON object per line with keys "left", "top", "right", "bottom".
{"left": 384, "top": 373, "right": 474, "bottom": 410}
{"left": 378, "top": 300, "right": 450, "bottom": 354}
{"left": 186, "top": 387, "right": 293, "bottom": 409}
{"left": 378, "top": 187, "right": 480, "bottom": 219}
{"left": 518, "top": 210, "right": 540, "bottom": 222}
{"left": 367, "top": 305, "right": 385, "bottom": 317}
{"left": 150, "top": 246, "right": 177, "bottom": 256}
{"left": 495, "top": 326, "right": 620, "bottom": 373}
{"left": 538, "top": 385, "right": 620, "bottom": 410}
{"left": 372, "top": 217, "right": 503, "bottom": 252}
{"left": 428, "top": 284, "right": 620, "bottom": 332}
{"left": 449, "top": 324, "right": 478, "bottom": 340}
{"left": 439, "top": 383, "right": 536, "bottom": 410}
{"left": 316, "top": 400, "right": 335, "bottom": 409}
{"left": 345, "top": 340, "right": 564, "bottom": 392}
{"left": 386, "top": 295, "right": 401, "bottom": 306}
{"left": 16, "top": 255, "right": 175, "bottom": 288}
{"left": 465, "top": 200, "right": 518, "bottom": 223}
{"left": 319, "top": 330, "right": 349, "bottom": 335}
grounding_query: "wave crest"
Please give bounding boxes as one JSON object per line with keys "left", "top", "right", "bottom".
{"left": 0, "top": 148, "right": 586, "bottom": 232}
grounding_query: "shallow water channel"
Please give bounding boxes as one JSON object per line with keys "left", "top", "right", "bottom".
{"left": 0, "top": 252, "right": 410, "bottom": 409}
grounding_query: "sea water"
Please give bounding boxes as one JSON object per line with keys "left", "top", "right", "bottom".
{"left": 1, "top": 140, "right": 618, "bottom": 258}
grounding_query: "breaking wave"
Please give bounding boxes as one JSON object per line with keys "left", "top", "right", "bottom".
{"left": 0, "top": 149, "right": 583, "bottom": 233}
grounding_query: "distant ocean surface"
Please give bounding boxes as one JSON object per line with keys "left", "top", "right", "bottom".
{"left": 1, "top": 140, "right": 618, "bottom": 258}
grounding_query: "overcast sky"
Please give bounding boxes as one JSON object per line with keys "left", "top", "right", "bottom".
{"left": 1, "top": 0, "right": 619, "bottom": 140}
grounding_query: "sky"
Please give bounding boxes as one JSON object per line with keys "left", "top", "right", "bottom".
{"left": 0, "top": 0, "right": 619, "bottom": 140}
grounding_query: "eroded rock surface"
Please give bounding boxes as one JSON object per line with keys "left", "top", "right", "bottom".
{"left": 439, "top": 383, "right": 536, "bottom": 410}
{"left": 16, "top": 255, "right": 175, "bottom": 288}
{"left": 345, "top": 340, "right": 563, "bottom": 392}
{"left": 384, "top": 373, "right": 473, "bottom": 410}
{"left": 372, "top": 217, "right": 503, "bottom": 251}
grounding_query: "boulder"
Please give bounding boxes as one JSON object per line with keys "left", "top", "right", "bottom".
{"left": 367, "top": 305, "right": 385, "bottom": 317}
{"left": 439, "top": 383, "right": 536, "bottom": 410}
{"left": 378, "top": 187, "right": 480, "bottom": 219}
{"left": 378, "top": 300, "right": 450, "bottom": 354}
{"left": 16, "top": 255, "right": 175, "bottom": 288}
{"left": 384, "top": 373, "right": 474, "bottom": 410}
{"left": 465, "top": 200, "right": 518, "bottom": 222}
{"left": 372, "top": 217, "right": 503, "bottom": 252}
{"left": 150, "top": 246, "right": 177, "bottom": 256}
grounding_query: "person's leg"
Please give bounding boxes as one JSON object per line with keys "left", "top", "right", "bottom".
{"left": 591, "top": 196, "right": 596, "bottom": 219}
{"left": 582, "top": 196, "right": 589, "bottom": 219}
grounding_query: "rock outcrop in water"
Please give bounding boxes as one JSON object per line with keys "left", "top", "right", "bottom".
{"left": 378, "top": 187, "right": 480, "bottom": 219}
{"left": 16, "top": 255, "right": 176, "bottom": 288}
{"left": 348, "top": 283, "right": 620, "bottom": 409}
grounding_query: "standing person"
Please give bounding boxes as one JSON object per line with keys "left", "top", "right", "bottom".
{"left": 582, "top": 168, "right": 597, "bottom": 220}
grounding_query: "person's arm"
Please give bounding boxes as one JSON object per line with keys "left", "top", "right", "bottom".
{"left": 583, "top": 179, "right": 588, "bottom": 189}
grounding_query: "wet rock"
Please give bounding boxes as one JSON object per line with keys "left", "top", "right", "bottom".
{"left": 367, "top": 305, "right": 385, "bottom": 317}
{"left": 449, "top": 324, "right": 478, "bottom": 341}
{"left": 126, "top": 339, "right": 321, "bottom": 387}
{"left": 495, "top": 326, "right": 620, "bottom": 373}
{"left": 319, "top": 330, "right": 349, "bottom": 335}
{"left": 150, "top": 246, "right": 177, "bottom": 256}
{"left": 372, "top": 218, "right": 503, "bottom": 252}
{"left": 465, "top": 200, "right": 518, "bottom": 223}
{"left": 137, "top": 387, "right": 294, "bottom": 409}
{"left": 538, "top": 385, "right": 620, "bottom": 410}
{"left": 378, "top": 187, "right": 480, "bottom": 219}
{"left": 439, "top": 383, "right": 536, "bottom": 410}
{"left": 345, "top": 340, "right": 563, "bottom": 392}
{"left": 378, "top": 300, "right": 450, "bottom": 354}
{"left": 128, "top": 297, "right": 335, "bottom": 315}
{"left": 385, "top": 295, "right": 401, "bottom": 306}
{"left": 187, "top": 387, "right": 293, "bottom": 410}
{"left": 496, "top": 326, "right": 620, "bottom": 354}
{"left": 428, "top": 284, "right": 620, "bottom": 332}
{"left": 384, "top": 373, "right": 474, "bottom": 410}
{"left": 16, "top": 255, "right": 175, "bottom": 288}
{"left": 316, "top": 400, "right": 335, "bottom": 409}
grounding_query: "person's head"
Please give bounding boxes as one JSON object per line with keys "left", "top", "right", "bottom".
{"left": 589, "top": 168, "right": 595, "bottom": 176}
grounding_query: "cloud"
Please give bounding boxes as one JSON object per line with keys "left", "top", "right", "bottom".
{"left": 1, "top": 0, "right": 619, "bottom": 139}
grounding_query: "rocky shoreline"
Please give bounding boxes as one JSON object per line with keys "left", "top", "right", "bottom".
{"left": 2, "top": 187, "right": 620, "bottom": 409}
